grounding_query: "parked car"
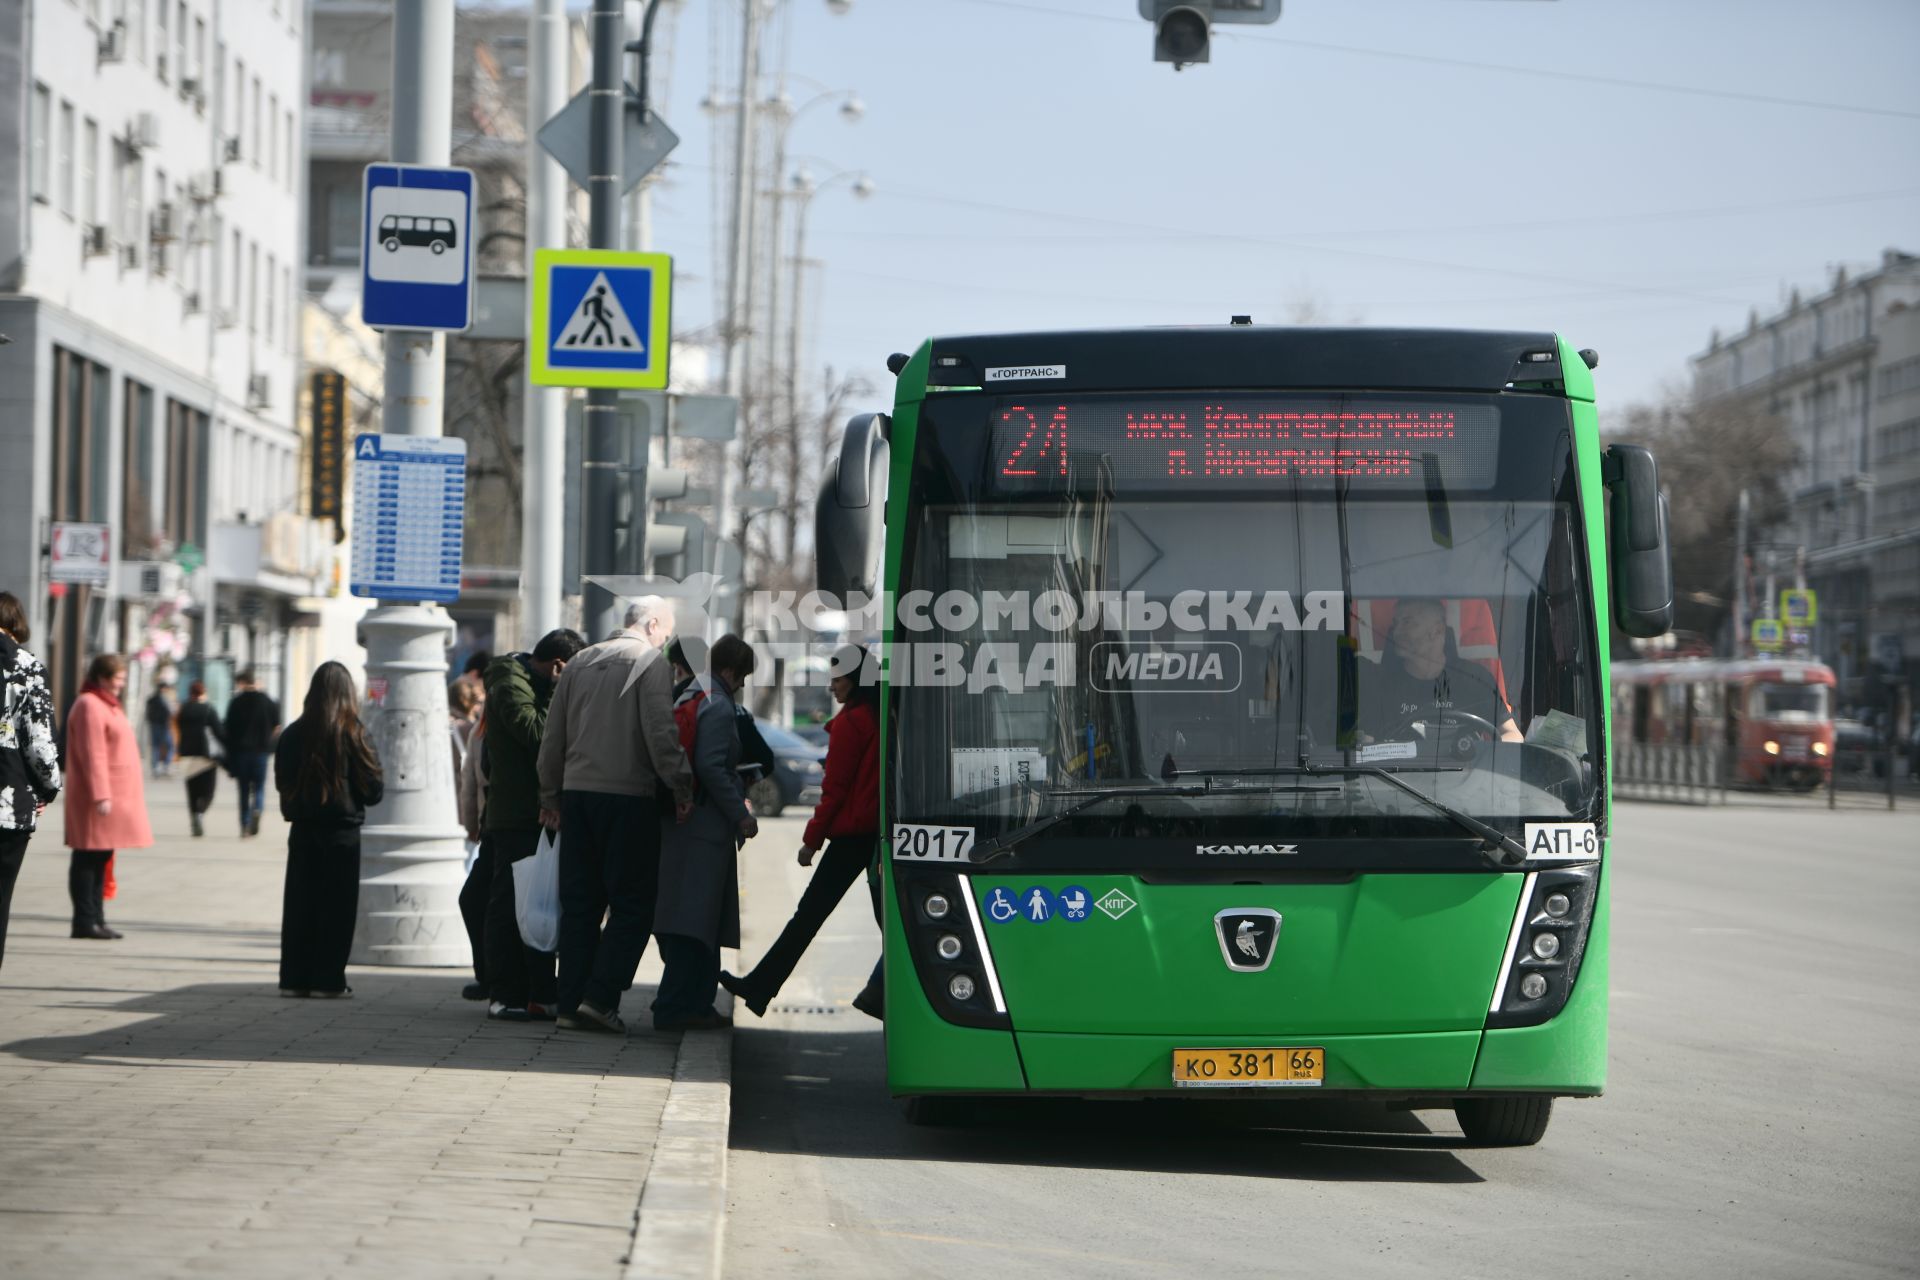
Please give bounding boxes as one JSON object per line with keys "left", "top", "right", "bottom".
{"left": 791, "top": 723, "right": 831, "bottom": 749}
{"left": 1832, "top": 718, "right": 1884, "bottom": 776}
{"left": 744, "top": 719, "right": 825, "bottom": 817}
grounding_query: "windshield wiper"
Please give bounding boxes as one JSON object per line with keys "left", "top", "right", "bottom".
{"left": 1177, "top": 765, "right": 1526, "bottom": 869}
{"left": 968, "top": 783, "right": 1210, "bottom": 865}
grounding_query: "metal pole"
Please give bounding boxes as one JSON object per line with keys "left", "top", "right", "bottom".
{"left": 715, "top": 0, "right": 762, "bottom": 624}
{"left": 520, "top": 0, "right": 568, "bottom": 644}
{"left": 580, "top": 0, "right": 629, "bottom": 641}
{"left": 1733, "top": 487, "right": 1749, "bottom": 658}
{"left": 354, "top": 0, "right": 468, "bottom": 968}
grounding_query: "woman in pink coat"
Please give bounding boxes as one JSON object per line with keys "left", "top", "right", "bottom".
{"left": 64, "top": 654, "right": 152, "bottom": 940}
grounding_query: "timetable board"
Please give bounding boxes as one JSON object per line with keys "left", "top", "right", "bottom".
{"left": 349, "top": 434, "right": 467, "bottom": 603}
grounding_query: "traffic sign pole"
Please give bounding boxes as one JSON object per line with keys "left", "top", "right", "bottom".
{"left": 581, "top": 0, "right": 631, "bottom": 643}
{"left": 353, "top": 0, "right": 470, "bottom": 971}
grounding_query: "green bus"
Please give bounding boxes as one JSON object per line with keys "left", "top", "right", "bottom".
{"left": 815, "top": 326, "right": 1672, "bottom": 1146}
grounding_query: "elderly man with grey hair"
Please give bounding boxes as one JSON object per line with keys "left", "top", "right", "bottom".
{"left": 536, "top": 595, "right": 695, "bottom": 1033}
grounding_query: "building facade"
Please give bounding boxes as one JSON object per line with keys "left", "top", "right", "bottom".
{"left": 0, "top": 0, "right": 324, "bottom": 718}
{"left": 1692, "top": 248, "right": 1920, "bottom": 706}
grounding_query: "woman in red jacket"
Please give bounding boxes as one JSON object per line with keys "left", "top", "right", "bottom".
{"left": 64, "top": 654, "right": 153, "bottom": 940}
{"left": 722, "top": 645, "right": 881, "bottom": 1019}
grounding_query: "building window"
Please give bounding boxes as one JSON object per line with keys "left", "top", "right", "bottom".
{"left": 232, "top": 56, "right": 244, "bottom": 142}
{"left": 128, "top": 0, "right": 147, "bottom": 63}
{"left": 325, "top": 182, "right": 359, "bottom": 265}
{"left": 229, "top": 227, "right": 242, "bottom": 313}
{"left": 265, "top": 251, "right": 276, "bottom": 343}
{"left": 194, "top": 16, "right": 207, "bottom": 89}
{"left": 124, "top": 379, "right": 161, "bottom": 558}
{"left": 175, "top": 2, "right": 188, "bottom": 86}
{"left": 268, "top": 92, "right": 279, "bottom": 182}
{"left": 251, "top": 76, "right": 262, "bottom": 167}
{"left": 156, "top": 0, "right": 170, "bottom": 83}
{"left": 81, "top": 117, "right": 98, "bottom": 225}
{"left": 248, "top": 240, "right": 258, "bottom": 332}
{"left": 57, "top": 100, "right": 75, "bottom": 217}
{"left": 284, "top": 264, "right": 295, "bottom": 353}
{"left": 30, "top": 83, "right": 50, "bottom": 203}
{"left": 117, "top": 149, "right": 144, "bottom": 266}
{"left": 166, "top": 399, "right": 210, "bottom": 549}
{"left": 284, "top": 112, "right": 295, "bottom": 193}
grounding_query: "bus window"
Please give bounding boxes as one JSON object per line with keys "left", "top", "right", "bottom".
{"left": 1751, "top": 682, "right": 1828, "bottom": 722}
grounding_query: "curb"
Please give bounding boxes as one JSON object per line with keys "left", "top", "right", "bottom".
{"left": 622, "top": 1023, "right": 733, "bottom": 1280}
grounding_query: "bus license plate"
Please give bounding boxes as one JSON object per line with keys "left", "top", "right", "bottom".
{"left": 1172, "top": 1047, "right": 1324, "bottom": 1087}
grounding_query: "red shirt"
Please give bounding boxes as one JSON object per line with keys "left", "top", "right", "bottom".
{"left": 802, "top": 700, "right": 879, "bottom": 847}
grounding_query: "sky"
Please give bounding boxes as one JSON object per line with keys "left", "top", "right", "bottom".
{"left": 611, "top": 0, "right": 1920, "bottom": 419}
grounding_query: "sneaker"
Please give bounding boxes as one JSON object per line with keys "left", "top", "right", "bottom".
{"left": 718, "top": 971, "right": 770, "bottom": 1019}
{"left": 556, "top": 1001, "right": 626, "bottom": 1034}
{"left": 488, "top": 1001, "right": 531, "bottom": 1022}
{"left": 526, "top": 1001, "right": 558, "bottom": 1022}
{"left": 460, "top": 982, "right": 487, "bottom": 1001}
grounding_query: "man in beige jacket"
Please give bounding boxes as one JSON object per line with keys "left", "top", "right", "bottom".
{"left": 537, "top": 597, "right": 695, "bottom": 1033}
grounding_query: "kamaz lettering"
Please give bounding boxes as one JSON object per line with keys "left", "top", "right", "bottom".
{"left": 1196, "top": 843, "right": 1298, "bottom": 857}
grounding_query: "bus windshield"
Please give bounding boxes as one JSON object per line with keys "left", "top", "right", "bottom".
{"left": 892, "top": 389, "right": 1603, "bottom": 869}
{"left": 1752, "top": 682, "right": 1828, "bottom": 721}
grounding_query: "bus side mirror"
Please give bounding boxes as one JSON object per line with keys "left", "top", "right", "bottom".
{"left": 1604, "top": 444, "right": 1674, "bottom": 638}
{"left": 815, "top": 412, "right": 891, "bottom": 600}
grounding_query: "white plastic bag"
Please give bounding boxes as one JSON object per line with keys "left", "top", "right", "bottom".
{"left": 513, "top": 829, "right": 562, "bottom": 954}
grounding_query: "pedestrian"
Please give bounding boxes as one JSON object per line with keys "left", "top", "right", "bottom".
{"left": 0, "top": 592, "right": 63, "bottom": 970}
{"left": 667, "top": 637, "right": 775, "bottom": 791}
{"left": 144, "top": 680, "right": 176, "bottom": 777}
{"left": 223, "top": 670, "right": 280, "bottom": 838}
{"left": 449, "top": 677, "right": 481, "bottom": 778}
{"left": 274, "top": 661, "right": 384, "bottom": 998}
{"left": 536, "top": 597, "right": 694, "bottom": 1034}
{"left": 455, "top": 703, "right": 490, "bottom": 1002}
{"left": 63, "top": 654, "right": 153, "bottom": 941}
{"left": 454, "top": 650, "right": 490, "bottom": 698}
{"left": 174, "top": 680, "right": 224, "bottom": 838}
{"left": 654, "top": 635, "right": 760, "bottom": 1031}
{"left": 723, "top": 644, "right": 883, "bottom": 1019}
{"left": 481, "top": 628, "right": 586, "bottom": 1021}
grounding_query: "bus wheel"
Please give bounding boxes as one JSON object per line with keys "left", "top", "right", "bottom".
{"left": 903, "top": 1095, "right": 972, "bottom": 1127}
{"left": 1455, "top": 1096, "right": 1553, "bottom": 1147}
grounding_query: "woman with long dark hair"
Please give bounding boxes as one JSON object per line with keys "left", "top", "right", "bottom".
{"left": 273, "top": 661, "right": 383, "bottom": 997}
{"left": 721, "top": 644, "right": 882, "bottom": 1018}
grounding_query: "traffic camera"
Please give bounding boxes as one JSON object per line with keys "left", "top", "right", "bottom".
{"left": 1139, "top": 0, "right": 1283, "bottom": 69}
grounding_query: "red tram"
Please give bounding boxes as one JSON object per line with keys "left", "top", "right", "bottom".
{"left": 1612, "top": 658, "right": 1836, "bottom": 790}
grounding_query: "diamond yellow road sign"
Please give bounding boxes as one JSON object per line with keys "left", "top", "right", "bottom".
{"left": 529, "top": 248, "right": 672, "bottom": 389}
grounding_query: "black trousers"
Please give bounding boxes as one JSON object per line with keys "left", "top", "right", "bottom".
{"left": 69, "top": 849, "right": 112, "bottom": 932}
{"left": 0, "top": 829, "right": 31, "bottom": 970}
{"left": 485, "top": 828, "right": 556, "bottom": 1008}
{"left": 279, "top": 824, "right": 361, "bottom": 993}
{"left": 459, "top": 838, "right": 492, "bottom": 988}
{"left": 653, "top": 933, "right": 720, "bottom": 1026}
{"left": 185, "top": 768, "right": 217, "bottom": 816}
{"left": 556, "top": 791, "right": 661, "bottom": 1016}
{"left": 232, "top": 753, "right": 270, "bottom": 830}
{"left": 735, "top": 834, "right": 880, "bottom": 1004}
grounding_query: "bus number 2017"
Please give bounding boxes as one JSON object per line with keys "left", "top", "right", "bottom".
{"left": 892, "top": 824, "right": 975, "bottom": 862}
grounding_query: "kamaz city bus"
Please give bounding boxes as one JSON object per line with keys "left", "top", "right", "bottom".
{"left": 815, "top": 326, "right": 1673, "bottom": 1146}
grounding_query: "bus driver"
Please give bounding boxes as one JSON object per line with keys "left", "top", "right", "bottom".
{"left": 1360, "top": 599, "right": 1523, "bottom": 745}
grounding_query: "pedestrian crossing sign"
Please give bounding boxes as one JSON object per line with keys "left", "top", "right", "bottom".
{"left": 529, "top": 249, "right": 672, "bottom": 389}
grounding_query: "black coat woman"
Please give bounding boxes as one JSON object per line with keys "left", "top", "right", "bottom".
{"left": 175, "top": 680, "right": 224, "bottom": 837}
{"left": 273, "top": 661, "right": 384, "bottom": 997}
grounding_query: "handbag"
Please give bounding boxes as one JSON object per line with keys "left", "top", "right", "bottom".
{"left": 512, "top": 830, "right": 562, "bottom": 953}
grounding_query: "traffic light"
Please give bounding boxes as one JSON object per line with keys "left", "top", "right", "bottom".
{"left": 1138, "top": 0, "right": 1283, "bottom": 68}
{"left": 646, "top": 465, "right": 693, "bottom": 573}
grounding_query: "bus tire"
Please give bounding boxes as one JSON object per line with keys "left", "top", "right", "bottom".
{"left": 903, "top": 1095, "right": 971, "bottom": 1127}
{"left": 1455, "top": 1095, "right": 1553, "bottom": 1147}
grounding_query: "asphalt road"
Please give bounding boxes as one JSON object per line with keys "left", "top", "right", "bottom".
{"left": 723, "top": 803, "right": 1920, "bottom": 1279}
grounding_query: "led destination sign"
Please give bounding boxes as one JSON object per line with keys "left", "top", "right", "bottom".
{"left": 989, "top": 397, "right": 1500, "bottom": 491}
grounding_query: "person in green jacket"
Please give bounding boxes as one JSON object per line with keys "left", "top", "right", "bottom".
{"left": 482, "top": 628, "right": 586, "bottom": 1020}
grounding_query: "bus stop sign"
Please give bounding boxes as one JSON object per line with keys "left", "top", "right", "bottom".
{"left": 361, "top": 164, "right": 476, "bottom": 332}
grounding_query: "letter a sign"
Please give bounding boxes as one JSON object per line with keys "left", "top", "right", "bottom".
{"left": 529, "top": 248, "right": 672, "bottom": 389}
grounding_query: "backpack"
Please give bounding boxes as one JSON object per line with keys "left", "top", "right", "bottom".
{"left": 673, "top": 687, "right": 706, "bottom": 763}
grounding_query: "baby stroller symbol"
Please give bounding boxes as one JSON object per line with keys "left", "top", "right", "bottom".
{"left": 987, "top": 887, "right": 1017, "bottom": 923}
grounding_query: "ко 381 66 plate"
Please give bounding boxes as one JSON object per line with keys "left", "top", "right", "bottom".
{"left": 1172, "top": 1047, "right": 1324, "bottom": 1087}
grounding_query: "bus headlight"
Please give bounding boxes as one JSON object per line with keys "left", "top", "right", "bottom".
{"left": 1488, "top": 863, "right": 1600, "bottom": 1030}
{"left": 924, "top": 893, "right": 951, "bottom": 920}
{"left": 948, "top": 974, "right": 976, "bottom": 1002}
{"left": 895, "top": 869, "right": 1010, "bottom": 1030}
{"left": 1764, "top": 740, "right": 1781, "bottom": 756}
{"left": 1812, "top": 742, "right": 1829, "bottom": 757}
{"left": 936, "top": 933, "right": 964, "bottom": 961}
